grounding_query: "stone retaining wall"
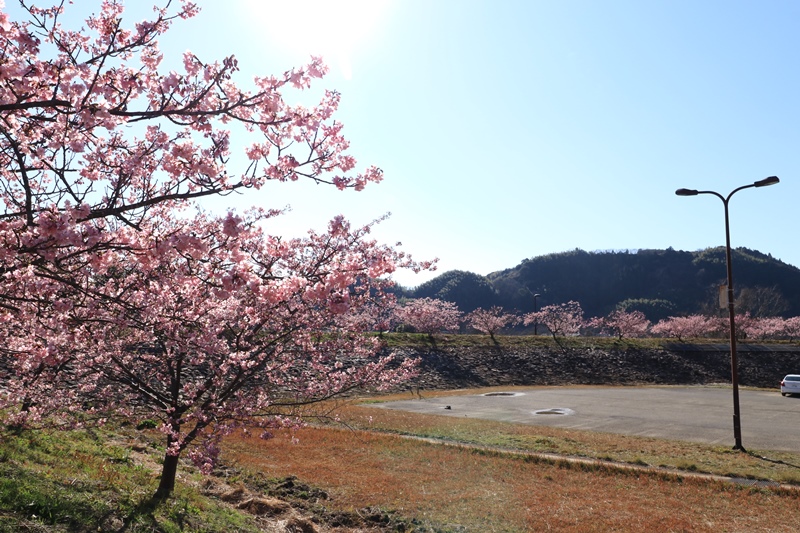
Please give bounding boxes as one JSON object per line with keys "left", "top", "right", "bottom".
{"left": 390, "top": 344, "right": 800, "bottom": 391}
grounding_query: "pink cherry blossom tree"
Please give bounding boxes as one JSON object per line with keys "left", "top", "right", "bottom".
{"left": 1, "top": 211, "right": 424, "bottom": 498}
{"left": 737, "top": 315, "right": 787, "bottom": 341}
{"left": 708, "top": 314, "right": 758, "bottom": 341}
{"left": 466, "top": 306, "right": 520, "bottom": 341}
{"left": 784, "top": 317, "right": 800, "bottom": 341}
{"left": 0, "top": 2, "right": 433, "bottom": 500}
{"left": 394, "top": 298, "right": 462, "bottom": 337}
{"left": 588, "top": 310, "right": 651, "bottom": 340}
{"left": 650, "top": 315, "right": 717, "bottom": 342}
{"left": 523, "top": 301, "right": 584, "bottom": 342}
{"left": 339, "top": 300, "right": 399, "bottom": 336}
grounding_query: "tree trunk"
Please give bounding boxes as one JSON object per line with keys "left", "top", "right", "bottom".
{"left": 154, "top": 453, "right": 180, "bottom": 499}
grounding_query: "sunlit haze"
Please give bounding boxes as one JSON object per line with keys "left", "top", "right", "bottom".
{"left": 244, "top": 0, "right": 390, "bottom": 79}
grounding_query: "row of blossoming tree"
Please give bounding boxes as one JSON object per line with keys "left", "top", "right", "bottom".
{"left": 392, "top": 298, "right": 800, "bottom": 343}
{"left": 0, "top": 1, "right": 434, "bottom": 499}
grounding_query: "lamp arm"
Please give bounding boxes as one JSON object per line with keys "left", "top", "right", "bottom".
{"left": 725, "top": 183, "right": 757, "bottom": 203}
{"left": 694, "top": 190, "right": 727, "bottom": 203}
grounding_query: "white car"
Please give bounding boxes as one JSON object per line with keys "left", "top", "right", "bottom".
{"left": 780, "top": 374, "right": 800, "bottom": 396}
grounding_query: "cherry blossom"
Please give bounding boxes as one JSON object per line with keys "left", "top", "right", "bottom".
{"left": 0, "top": 1, "right": 381, "bottom": 274}
{"left": 736, "top": 315, "right": 787, "bottom": 341}
{"left": 466, "top": 306, "right": 520, "bottom": 341}
{"left": 0, "top": 211, "right": 424, "bottom": 498}
{"left": 523, "top": 301, "right": 584, "bottom": 341}
{"left": 651, "top": 315, "right": 718, "bottom": 342}
{"left": 588, "top": 310, "right": 651, "bottom": 340}
{"left": 784, "top": 317, "right": 800, "bottom": 341}
{"left": 394, "top": 298, "right": 462, "bottom": 337}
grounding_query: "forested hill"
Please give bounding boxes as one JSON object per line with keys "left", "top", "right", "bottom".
{"left": 403, "top": 247, "right": 800, "bottom": 321}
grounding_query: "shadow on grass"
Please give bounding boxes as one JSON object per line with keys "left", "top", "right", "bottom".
{"left": 749, "top": 451, "right": 800, "bottom": 470}
{"left": 0, "top": 459, "right": 120, "bottom": 531}
{"left": 115, "top": 496, "right": 160, "bottom": 533}
{"left": 116, "top": 494, "right": 183, "bottom": 533}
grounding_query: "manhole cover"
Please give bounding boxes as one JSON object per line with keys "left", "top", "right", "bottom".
{"left": 482, "top": 392, "right": 525, "bottom": 397}
{"left": 533, "top": 408, "right": 575, "bottom": 416}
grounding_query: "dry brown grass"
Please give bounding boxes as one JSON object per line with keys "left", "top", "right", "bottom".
{"left": 342, "top": 386, "right": 800, "bottom": 484}
{"left": 223, "top": 388, "right": 800, "bottom": 532}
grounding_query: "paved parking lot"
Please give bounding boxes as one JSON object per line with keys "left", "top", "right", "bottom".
{"left": 368, "top": 386, "right": 800, "bottom": 453}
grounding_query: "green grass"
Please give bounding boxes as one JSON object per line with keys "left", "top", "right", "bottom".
{"left": 377, "top": 331, "right": 787, "bottom": 350}
{"left": 0, "top": 427, "right": 271, "bottom": 533}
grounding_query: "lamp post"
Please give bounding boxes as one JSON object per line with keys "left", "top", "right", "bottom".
{"left": 675, "top": 175, "right": 779, "bottom": 451}
{"left": 533, "top": 293, "right": 541, "bottom": 335}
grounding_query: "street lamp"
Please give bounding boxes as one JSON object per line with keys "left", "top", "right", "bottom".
{"left": 675, "top": 175, "right": 779, "bottom": 451}
{"left": 533, "top": 294, "right": 541, "bottom": 335}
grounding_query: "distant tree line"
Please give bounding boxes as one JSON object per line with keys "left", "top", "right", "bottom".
{"left": 388, "top": 298, "right": 800, "bottom": 343}
{"left": 398, "top": 247, "right": 800, "bottom": 321}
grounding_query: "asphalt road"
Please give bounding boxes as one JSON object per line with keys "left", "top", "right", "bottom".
{"left": 368, "top": 386, "right": 800, "bottom": 453}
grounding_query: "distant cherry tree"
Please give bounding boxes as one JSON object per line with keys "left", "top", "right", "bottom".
{"left": 395, "top": 298, "right": 462, "bottom": 337}
{"left": 784, "top": 317, "right": 800, "bottom": 341}
{"left": 523, "top": 301, "right": 584, "bottom": 341}
{"left": 711, "top": 314, "right": 759, "bottom": 341}
{"left": 588, "top": 310, "right": 651, "bottom": 340}
{"left": 466, "top": 306, "right": 520, "bottom": 341}
{"left": 651, "top": 315, "right": 717, "bottom": 342}
{"left": 736, "top": 315, "right": 787, "bottom": 341}
{"left": 340, "top": 300, "right": 399, "bottom": 335}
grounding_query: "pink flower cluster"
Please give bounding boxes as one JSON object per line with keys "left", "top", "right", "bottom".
{"left": 394, "top": 297, "right": 462, "bottom": 336}
{"left": 0, "top": 209, "right": 425, "bottom": 496}
{"left": 466, "top": 306, "right": 520, "bottom": 340}
{"left": 524, "top": 301, "right": 585, "bottom": 340}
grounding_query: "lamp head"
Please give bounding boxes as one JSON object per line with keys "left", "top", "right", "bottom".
{"left": 675, "top": 188, "right": 698, "bottom": 196}
{"left": 754, "top": 176, "right": 779, "bottom": 187}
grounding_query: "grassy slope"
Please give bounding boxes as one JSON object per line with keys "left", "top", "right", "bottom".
{"left": 0, "top": 426, "right": 271, "bottom": 533}
{"left": 0, "top": 423, "right": 420, "bottom": 532}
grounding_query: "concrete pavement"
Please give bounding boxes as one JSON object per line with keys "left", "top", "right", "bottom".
{"left": 367, "top": 386, "right": 800, "bottom": 453}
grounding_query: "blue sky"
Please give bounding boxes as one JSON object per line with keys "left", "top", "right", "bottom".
{"left": 9, "top": 1, "right": 800, "bottom": 287}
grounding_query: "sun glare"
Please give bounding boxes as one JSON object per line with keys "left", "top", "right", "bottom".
{"left": 245, "top": 0, "right": 390, "bottom": 80}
